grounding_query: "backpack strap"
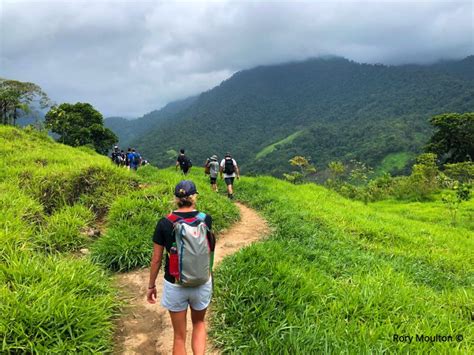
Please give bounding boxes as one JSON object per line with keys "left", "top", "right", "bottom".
{"left": 166, "top": 212, "right": 206, "bottom": 225}
{"left": 166, "top": 213, "right": 181, "bottom": 224}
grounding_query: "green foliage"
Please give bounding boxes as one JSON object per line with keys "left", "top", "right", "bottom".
{"left": 1, "top": 248, "right": 117, "bottom": 353}
{"left": 90, "top": 185, "right": 173, "bottom": 271}
{"left": 348, "top": 159, "right": 373, "bottom": 186}
{"left": 441, "top": 182, "right": 472, "bottom": 226}
{"left": 36, "top": 205, "right": 94, "bottom": 253}
{"left": 377, "top": 152, "right": 414, "bottom": 175}
{"left": 0, "top": 125, "right": 135, "bottom": 352}
{"left": 284, "top": 156, "right": 316, "bottom": 184}
{"left": 256, "top": 131, "right": 302, "bottom": 159}
{"left": 0, "top": 78, "right": 51, "bottom": 126}
{"left": 371, "top": 198, "right": 474, "bottom": 231}
{"left": 129, "top": 57, "right": 474, "bottom": 176}
{"left": 407, "top": 153, "right": 439, "bottom": 200}
{"left": 104, "top": 96, "right": 197, "bottom": 149}
{"left": 443, "top": 162, "right": 474, "bottom": 183}
{"left": 45, "top": 102, "right": 118, "bottom": 155}
{"left": 211, "top": 176, "right": 473, "bottom": 353}
{"left": 426, "top": 112, "right": 474, "bottom": 164}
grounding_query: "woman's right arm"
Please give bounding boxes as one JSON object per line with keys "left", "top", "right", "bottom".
{"left": 147, "top": 243, "right": 164, "bottom": 304}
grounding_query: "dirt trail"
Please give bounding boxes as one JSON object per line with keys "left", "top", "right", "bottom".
{"left": 114, "top": 202, "right": 270, "bottom": 354}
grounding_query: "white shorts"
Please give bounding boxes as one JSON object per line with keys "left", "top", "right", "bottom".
{"left": 161, "top": 277, "right": 213, "bottom": 312}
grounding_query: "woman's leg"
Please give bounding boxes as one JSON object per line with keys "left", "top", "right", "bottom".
{"left": 169, "top": 309, "right": 188, "bottom": 355}
{"left": 190, "top": 308, "right": 207, "bottom": 355}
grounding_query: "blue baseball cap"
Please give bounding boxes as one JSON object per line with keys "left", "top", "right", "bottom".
{"left": 174, "top": 180, "right": 198, "bottom": 197}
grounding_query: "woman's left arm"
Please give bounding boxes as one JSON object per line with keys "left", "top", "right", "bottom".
{"left": 147, "top": 243, "right": 164, "bottom": 304}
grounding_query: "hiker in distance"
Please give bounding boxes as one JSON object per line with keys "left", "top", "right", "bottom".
{"left": 147, "top": 180, "right": 215, "bottom": 355}
{"left": 129, "top": 148, "right": 142, "bottom": 171}
{"left": 110, "top": 145, "right": 122, "bottom": 166}
{"left": 220, "top": 153, "right": 240, "bottom": 199}
{"left": 176, "top": 149, "right": 192, "bottom": 175}
{"left": 204, "top": 155, "right": 219, "bottom": 192}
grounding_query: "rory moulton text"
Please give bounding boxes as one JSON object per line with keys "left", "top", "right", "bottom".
{"left": 393, "top": 334, "right": 463, "bottom": 343}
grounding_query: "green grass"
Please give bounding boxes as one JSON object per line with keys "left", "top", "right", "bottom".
{"left": 372, "top": 198, "right": 474, "bottom": 231}
{"left": 0, "top": 126, "right": 133, "bottom": 352}
{"left": 211, "top": 176, "right": 473, "bottom": 353}
{"left": 256, "top": 131, "right": 302, "bottom": 159}
{"left": 1, "top": 247, "right": 118, "bottom": 353}
{"left": 376, "top": 151, "right": 414, "bottom": 174}
{"left": 1, "top": 125, "right": 239, "bottom": 352}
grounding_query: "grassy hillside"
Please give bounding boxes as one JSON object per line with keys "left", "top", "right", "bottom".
{"left": 0, "top": 126, "right": 238, "bottom": 352}
{"left": 256, "top": 130, "right": 302, "bottom": 159}
{"left": 211, "top": 176, "right": 473, "bottom": 353}
{"left": 132, "top": 56, "right": 474, "bottom": 176}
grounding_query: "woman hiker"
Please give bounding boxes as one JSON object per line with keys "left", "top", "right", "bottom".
{"left": 147, "top": 180, "right": 215, "bottom": 355}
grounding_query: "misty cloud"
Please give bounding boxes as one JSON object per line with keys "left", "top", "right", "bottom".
{"left": 1, "top": 0, "right": 472, "bottom": 117}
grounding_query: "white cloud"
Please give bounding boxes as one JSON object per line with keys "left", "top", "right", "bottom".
{"left": 1, "top": 0, "right": 472, "bottom": 117}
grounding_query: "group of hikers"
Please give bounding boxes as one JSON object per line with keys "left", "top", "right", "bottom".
{"left": 110, "top": 145, "right": 148, "bottom": 170}
{"left": 175, "top": 149, "right": 240, "bottom": 199}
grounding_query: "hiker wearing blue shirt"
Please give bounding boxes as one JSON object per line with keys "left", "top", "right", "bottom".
{"left": 129, "top": 149, "right": 141, "bottom": 171}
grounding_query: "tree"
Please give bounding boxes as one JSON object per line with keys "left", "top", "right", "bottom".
{"left": 326, "top": 161, "right": 345, "bottom": 189}
{"left": 443, "top": 162, "right": 474, "bottom": 183}
{"left": 0, "top": 78, "right": 51, "bottom": 125}
{"left": 425, "top": 112, "right": 474, "bottom": 164}
{"left": 441, "top": 181, "right": 472, "bottom": 226}
{"left": 45, "top": 103, "right": 118, "bottom": 155}
{"left": 283, "top": 156, "right": 316, "bottom": 184}
{"left": 409, "top": 153, "right": 439, "bottom": 199}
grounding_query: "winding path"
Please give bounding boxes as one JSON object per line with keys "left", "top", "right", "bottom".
{"left": 113, "top": 202, "right": 270, "bottom": 354}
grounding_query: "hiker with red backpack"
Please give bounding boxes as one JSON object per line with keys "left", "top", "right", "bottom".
{"left": 220, "top": 153, "right": 240, "bottom": 199}
{"left": 147, "top": 180, "right": 215, "bottom": 355}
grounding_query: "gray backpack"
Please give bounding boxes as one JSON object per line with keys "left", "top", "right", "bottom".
{"left": 166, "top": 212, "right": 215, "bottom": 287}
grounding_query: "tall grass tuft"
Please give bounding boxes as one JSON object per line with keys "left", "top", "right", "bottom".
{"left": 1, "top": 248, "right": 117, "bottom": 353}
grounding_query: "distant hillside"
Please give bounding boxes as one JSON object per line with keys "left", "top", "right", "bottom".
{"left": 130, "top": 57, "right": 474, "bottom": 176}
{"left": 104, "top": 96, "right": 197, "bottom": 149}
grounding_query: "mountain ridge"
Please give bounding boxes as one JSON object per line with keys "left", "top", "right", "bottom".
{"left": 123, "top": 56, "right": 473, "bottom": 175}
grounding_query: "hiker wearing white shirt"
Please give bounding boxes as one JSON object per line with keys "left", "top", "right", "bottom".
{"left": 220, "top": 153, "right": 240, "bottom": 199}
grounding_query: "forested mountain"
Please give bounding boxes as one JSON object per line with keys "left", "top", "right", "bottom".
{"left": 104, "top": 96, "right": 197, "bottom": 149}
{"left": 129, "top": 57, "right": 474, "bottom": 176}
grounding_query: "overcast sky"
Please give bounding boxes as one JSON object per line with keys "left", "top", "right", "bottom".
{"left": 1, "top": 0, "right": 473, "bottom": 117}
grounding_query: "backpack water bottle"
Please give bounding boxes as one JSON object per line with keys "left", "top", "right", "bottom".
{"left": 169, "top": 243, "right": 179, "bottom": 278}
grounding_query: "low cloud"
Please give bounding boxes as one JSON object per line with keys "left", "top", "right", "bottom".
{"left": 1, "top": 0, "right": 472, "bottom": 117}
